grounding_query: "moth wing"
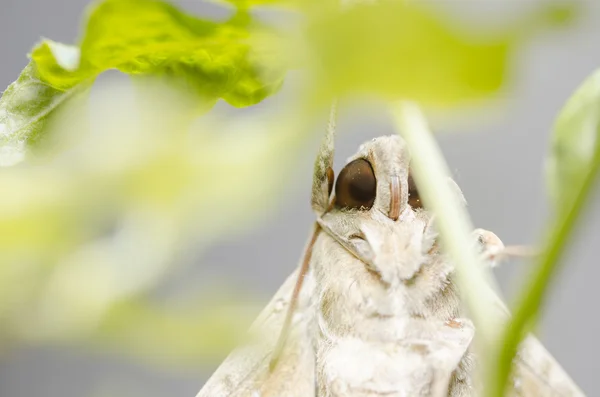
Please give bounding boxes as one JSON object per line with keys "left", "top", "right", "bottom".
{"left": 476, "top": 232, "right": 584, "bottom": 396}
{"left": 196, "top": 267, "right": 316, "bottom": 397}
{"left": 508, "top": 335, "right": 585, "bottom": 396}
{"left": 486, "top": 291, "right": 585, "bottom": 396}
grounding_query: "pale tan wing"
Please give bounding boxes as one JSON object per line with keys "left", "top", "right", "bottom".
{"left": 196, "top": 267, "right": 316, "bottom": 397}
{"left": 486, "top": 290, "right": 585, "bottom": 396}
{"left": 508, "top": 335, "right": 585, "bottom": 397}
{"left": 476, "top": 231, "right": 584, "bottom": 396}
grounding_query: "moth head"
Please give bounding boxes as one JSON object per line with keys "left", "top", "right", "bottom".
{"left": 317, "top": 135, "right": 464, "bottom": 286}
{"left": 333, "top": 135, "right": 418, "bottom": 216}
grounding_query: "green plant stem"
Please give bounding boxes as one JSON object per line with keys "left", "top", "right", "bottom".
{"left": 390, "top": 101, "right": 503, "bottom": 386}
{"left": 492, "top": 131, "right": 600, "bottom": 397}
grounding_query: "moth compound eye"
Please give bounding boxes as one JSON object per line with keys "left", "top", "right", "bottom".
{"left": 407, "top": 175, "right": 423, "bottom": 209}
{"left": 335, "top": 159, "right": 376, "bottom": 210}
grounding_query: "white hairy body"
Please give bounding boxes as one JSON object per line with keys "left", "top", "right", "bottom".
{"left": 312, "top": 228, "right": 472, "bottom": 397}
{"left": 197, "top": 135, "right": 584, "bottom": 397}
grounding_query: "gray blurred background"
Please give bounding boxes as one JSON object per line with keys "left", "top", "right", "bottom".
{"left": 1, "top": 0, "right": 599, "bottom": 396}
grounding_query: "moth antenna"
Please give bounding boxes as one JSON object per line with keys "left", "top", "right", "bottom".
{"left": 269, "top": 224, "right": 321, "bottom": 371}
{"left": 311, "top": 100, "right": 338, "bottom": 214}
{"left": 273, "top": 100, "right": 337, "bottom": 370}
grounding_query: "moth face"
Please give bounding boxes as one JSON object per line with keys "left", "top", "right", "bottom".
{"left": 317, "top": 135, "right": 459, "bottom": 287}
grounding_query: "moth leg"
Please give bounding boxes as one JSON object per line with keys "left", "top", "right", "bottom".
{"left": 311, "top": 101, "right": 338, "bottom": 214}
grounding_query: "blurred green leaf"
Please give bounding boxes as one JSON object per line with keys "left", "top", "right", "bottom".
{"left": 92, "top": 299, "right": 261, "bottom": 366}
{"left": 68, "top": 0, "right": 285, "bottom": 106}
{"left": 1, "top": 0, "right": 286, "bottom": 164}
{"left": 304, "top": 1, "right": 581, "bottom": 110}
{"left": 547, "top": 69, "right": 600, "bottom": 209}
{"left": 305, "top": 2, "right": 510, "bottom": 108}
{"left": 539, "top": 1, "right": 580, "bottom": 27}
{"left": 215, "top": 0, "right": 329, "bottom": 10}
{"left": 221, "top": 0, "right": 289, "bottom": 7}
{"left": 0, "top": 53, "right": 91, "bottom": 166}
{"left": 493, "top": 70, "right": 600, "bottom": 397}
{"left": 0, "top": 76, "right": 313, "bottom": 362}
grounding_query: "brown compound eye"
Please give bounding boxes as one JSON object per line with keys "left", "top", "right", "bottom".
{"left": 407, "top": 175, "right": 423, "bottom": 209}
{"left": 335, "top": 159, "right": 376, "bottom": 210}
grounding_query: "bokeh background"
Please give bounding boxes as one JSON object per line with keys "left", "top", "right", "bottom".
{"left": 1, "top": 0, "right": 599, "bottom": 396}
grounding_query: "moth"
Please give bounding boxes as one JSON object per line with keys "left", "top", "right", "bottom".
{"left": 197, "top": 119, "right": 584, "bottom": 396}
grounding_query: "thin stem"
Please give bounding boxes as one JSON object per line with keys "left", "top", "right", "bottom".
{"left": 390, "top": 101, "right": 503, "bottom": 391}
{"left": 492, "top": 135, "right": 600, "bottom": 397}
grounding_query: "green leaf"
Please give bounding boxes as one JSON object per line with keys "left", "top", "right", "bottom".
{"left": 304, "top": 1, "right": 580, "bottom": 109}
{"left": 547, "top": 69, "right": 600, "bottom": 209}
{"left": 1, "top": 0, "right": 286, "bottom": 165}
{"left": 0, "top": 44, "right": 92, "bottom": 166}
{"left": 40, "top": 0, "right": 285, "bottom": 107}
{"left": 220, "top": 0, "right": 290, "bottom": 7}
{"left": 305, "top": 2, "right": 510, "bottom": 108}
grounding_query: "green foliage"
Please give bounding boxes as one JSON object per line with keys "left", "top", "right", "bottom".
{"left": 306, "top": 2, "right": 510, "bottom": 108}
{"left": 548, "top": 69, "right": 600, "bottom": 209}
{"left": 0, "top": 78, "right": 305, "bottom": 365}
{"left": 0, "top": 54, "right": 91, "bottom": 164}
{"left": 221, "top": 0, "right": 291, "bottom": 8}
{"left": 1, "top": 0, "right": 286, "bottom": 163}
{"left": 72, "top": 0, "right": 284, "bottom": 106}
{"left": 492, "top": 70, "right": 600, "bottom": 397}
